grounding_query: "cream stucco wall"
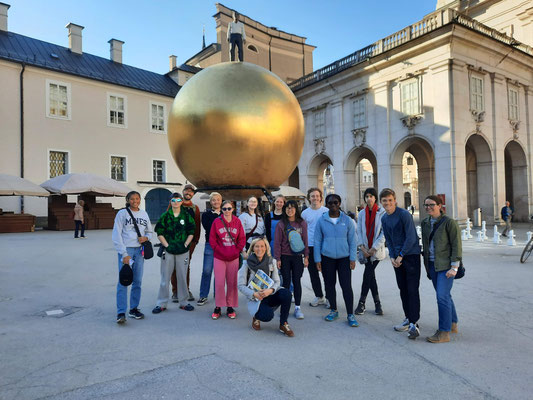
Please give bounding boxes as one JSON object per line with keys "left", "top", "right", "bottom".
{"left": 0, "top": 61, "right": 188, "bottom": 217}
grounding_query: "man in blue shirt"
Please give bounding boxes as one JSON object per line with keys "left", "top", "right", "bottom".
{"left": 380, "top": 188, "right": 421, "bottom": 339}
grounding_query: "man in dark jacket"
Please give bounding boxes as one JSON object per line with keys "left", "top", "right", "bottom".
{"left": 501, "top": 201, "right": 514, "bottom": 237}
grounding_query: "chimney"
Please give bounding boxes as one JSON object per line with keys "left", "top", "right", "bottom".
{"left": 108, "top": 39, "right": 124, "bottom": 63}
{"left": 65, "top": 23, "right": 84, "bottom": 54}
{"left": 169, "top": 55, "right": 177, "bottom": 71}
{"left": 0, "top": 2, "right": 10, "bottom": 32}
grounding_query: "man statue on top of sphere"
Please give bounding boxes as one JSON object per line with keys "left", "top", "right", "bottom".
{"left": 227, "top": 11, "right": 246, "bottom": 62}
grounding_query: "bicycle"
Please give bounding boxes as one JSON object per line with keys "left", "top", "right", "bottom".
{"left": 520, "top": 216, "right": 533, "bottom": 263}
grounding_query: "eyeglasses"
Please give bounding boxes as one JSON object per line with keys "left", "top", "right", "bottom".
{"left": 222, "top": 207, "right": 233, "bottom": 211}
{"left": 171, "top": 198, "right": 183, "bottom": 203}
{"left": 424, "top": 203, "right": 437, "bottom": 208}
{"left": 327, "top": 200, "right": 340, "bottom": 205}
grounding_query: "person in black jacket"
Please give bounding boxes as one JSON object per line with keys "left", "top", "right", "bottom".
{"left": 197, "top": 192, "right": 222, "bottom": 306}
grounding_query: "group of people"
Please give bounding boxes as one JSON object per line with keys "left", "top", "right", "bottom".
{"left": 111, "top": 185, "right": 462, "bottom": 343}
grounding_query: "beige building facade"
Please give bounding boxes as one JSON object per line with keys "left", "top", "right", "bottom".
{"left": 291, "top": 0, "right": 533, "bottom": 223}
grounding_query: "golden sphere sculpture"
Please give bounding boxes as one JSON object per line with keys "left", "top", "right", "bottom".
{"left": 168, "top": 62, "right": 304, "bottom": 200}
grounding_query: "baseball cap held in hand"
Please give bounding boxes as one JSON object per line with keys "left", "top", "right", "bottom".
{"left": 119, "top": 263, "right": 133, "bottom": 286}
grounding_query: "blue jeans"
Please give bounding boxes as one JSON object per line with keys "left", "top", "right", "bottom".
{"left": 116, "top": 247, "right": 144, "bottom": 314}
{"left": 199, "top": 243, "right": 214, "bottom": 298}
{"left": 428, "top": 261, "right": 458, "bottom": 332}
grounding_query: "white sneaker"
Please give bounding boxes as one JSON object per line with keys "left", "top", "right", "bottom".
{"left": 394, "top": 318, "right": 410, "bottom": 332}
{"left": 294, "top": 308, "right": 304, "bottom": 319}
{"left": 309, "top": 296, "right": 326, "bottom": 307}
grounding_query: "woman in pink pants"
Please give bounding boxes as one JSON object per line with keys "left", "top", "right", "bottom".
{"left": 209, "top": 200, "right": 246, "bottom": 319}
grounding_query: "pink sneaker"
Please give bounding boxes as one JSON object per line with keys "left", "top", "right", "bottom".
{"left": 227, "top": 307, "right": 236, "bottom": 319}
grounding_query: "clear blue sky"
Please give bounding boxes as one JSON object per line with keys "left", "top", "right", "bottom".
{"left": 8, "top": 0, "right": 437, "bottom": 74}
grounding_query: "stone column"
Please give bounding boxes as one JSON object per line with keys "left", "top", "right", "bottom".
{"left": 372, "top": 81, "right": 392, "bottom": 191}
{"left": 491, "top": 72, "right": 507, "bottom": 223}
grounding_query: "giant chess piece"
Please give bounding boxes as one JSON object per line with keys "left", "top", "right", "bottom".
{"left": 227, "top": 11, "right": 246, "bottom": 62}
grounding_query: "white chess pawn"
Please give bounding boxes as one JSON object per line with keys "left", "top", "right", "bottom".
{"left": 507, "top": 230, "right": 516, "bottom": 246}
{"left": 476, "top": 231, "right": 484, "bottom": 242}
{"left": 461, "top": 229, "right": 468, "bottom": 241}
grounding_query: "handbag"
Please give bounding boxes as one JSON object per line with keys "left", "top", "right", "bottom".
{"left": 286, "top": 222, "right": 305, "bottom": 254}
{"left": 125, "top": 207, "right": 154, "bottom": 260}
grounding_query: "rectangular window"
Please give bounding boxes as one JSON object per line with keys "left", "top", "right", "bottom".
{"left": 153, "top": 160, "right": 166, "bottom": 182}
{"left": 470, "top": 76, "right": 484, "bottom": 112}
{"left": 508, "top": 87, "right": 519, "bottom": 121}
{"left": 46, "top": 80, "right": 71, "bottom": 119}
{"left": 108, "top": 94, "right": 127, "bottom": 127}
{"left": 353, "top": 96, "right": 366, "bottom": 129}
{"left": 111, "top": 156, "right": 126, "bottom": 181}
{"left": 401, "top": 80, "right": 419, "bottom": 115}
{"left": 314, "top": 110, "right": 325, "bottom": 138}
{"left": 150, "top": 103, "right": 166, "bottom": 133}
{"left": 49, "top": 151, "right": 68, "bottom": 178}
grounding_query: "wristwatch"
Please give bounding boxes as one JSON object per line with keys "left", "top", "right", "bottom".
{"left": 451, "top": 267, "right": 458, "bottom": 272}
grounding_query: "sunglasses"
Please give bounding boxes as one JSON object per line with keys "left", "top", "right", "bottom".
{"left": 222, "top": 207, "right": 233, "bottom": 211}
{"left": 424, "top": 203, "right": 437, "bottom": 208}
{"left": 171, "top": 198, "right": 183, "bottom": 203}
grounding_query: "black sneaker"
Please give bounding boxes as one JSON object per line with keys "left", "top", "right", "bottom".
{"left": 375, "top": 301, "right": 384, "bottom": 315}
{"left": 152, "top": 306, "right": 166, "bottom": 314}
{"left": 116, "top": 313, "right": 126, "bottom": 324}
{"left": 128, "top": 308, "right": 144, "bottom": 319}
{"left": 197, "top": 297, "right": 208, "bottom": 306}
{"left": 355, "top": 301, "right": 365, "bottom": 315}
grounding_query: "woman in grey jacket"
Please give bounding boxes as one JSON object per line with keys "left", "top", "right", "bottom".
{"left": 355, "top": 188, "right": 386, "bottom": 316}
{"left": 238, "top": 237, "right": 294, "bottom": 337}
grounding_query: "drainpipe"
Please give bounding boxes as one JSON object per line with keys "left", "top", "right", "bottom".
{"left": 20, "top": 62, "right": 25, "bottom": 213}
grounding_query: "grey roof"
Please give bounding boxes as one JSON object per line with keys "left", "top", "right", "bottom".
{"left": 178, "top": 63, "right": 202, "bottom": 74}
{"left": 0, "top": 30, "right": 180, "bottom": 98}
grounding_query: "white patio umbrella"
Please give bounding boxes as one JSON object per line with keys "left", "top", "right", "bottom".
{"left": 271, "top": 186, "right": 306, "bottom": 198}
{"left": 40, "top": 173, "right": 132, "bottom": 197}
{"left": 0, "top": 174, "right": 50, "bottom": 197}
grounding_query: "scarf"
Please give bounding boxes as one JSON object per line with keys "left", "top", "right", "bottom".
{"left": 246, "top": 252, "right": 271, "bottom": 275}
{"left": 365, "top": 203, "right": 378, "bottom": 248}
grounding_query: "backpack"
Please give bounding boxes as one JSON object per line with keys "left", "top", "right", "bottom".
{"left": 286, "top": 223, "right": 305, "bottom": 254}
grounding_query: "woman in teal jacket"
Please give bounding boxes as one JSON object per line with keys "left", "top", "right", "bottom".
{"left": 314, "top": 194, "right": 358, "bottom": 327}
{"left": 421, "top": 195, "right": 462, "bottom": 343}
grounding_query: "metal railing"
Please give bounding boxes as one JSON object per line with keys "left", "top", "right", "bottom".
{"left": 289, "top": 9, "right": 532, "bottom": 92}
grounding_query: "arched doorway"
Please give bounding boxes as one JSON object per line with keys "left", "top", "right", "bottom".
{"left": 465, "top": 134, "right": 494, "bottom": 222}
{"left": 288, "top": 166, "right": 300, "bottom": 188}
{"left": 344, "top": 146, "right": 378, "bottom": 212}
{"left": 391, "top": 136, "right": 435, "bottom": 218}
{"left": 145, "top": 188, "right": 172, "bottom": 222}
{"left": 504, "top": 140, "right": 528, "bottom": 221}
{"left": 308, "top": 154, "right": 333, "bottom": 196}
{"left": 404, "top": 192, "right": 412, "bottom": 208}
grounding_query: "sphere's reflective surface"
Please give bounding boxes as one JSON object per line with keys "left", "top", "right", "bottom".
{"left": 168, "top": 62, "right": 304, "bottom": 199}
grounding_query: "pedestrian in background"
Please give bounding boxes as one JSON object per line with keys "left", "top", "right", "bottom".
{"left": 314, "top": 194, "right": 358, "bottom": 327}
{"left": 209, "top": 200, "right": 246, "bottom": 320}
{"left": 301, "top": 187, "right": 329, "bottom": 308}
{"left": 501, "top": 200, "right": 514, "bottom": 237}
{"left": 355, "top": 188, "right": 386, "bottom": 316}
{"left": 421, "top": 195, "right": 461, "bottom": 343}
{"left": 152, "top": 192, "right": 196, "bottom": 314}
{"left": 380, "top": 188, "right": 421, "bottom": 340}
{"left": 274, "top": 200, "right": 308, "bottom": 320}
{"left": 73, "top": 199, "right": 86, "bottom": 239}
{"left": 112, "top": 191, "right": 153, "bottom": 324}
{"left": 197, "top": 192, "right": 222, "bottom": 306}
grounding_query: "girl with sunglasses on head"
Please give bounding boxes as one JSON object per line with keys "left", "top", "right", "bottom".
{"left": 274, "top": 200, "right": 308, "bottom": 320}
{"left": 239, "top": 196, "right": 265, "bottom": 250}
{"left": 209, "top": 200, "right": 246, "bottom": 319}
{"left": 152, "top": 192, "right": 196, "bottom": 314}
{"left": 314, "top": 194, "right": 359, "bottom": 327}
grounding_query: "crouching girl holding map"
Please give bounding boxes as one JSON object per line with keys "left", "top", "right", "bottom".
{"left": 238, "top": 237, "right": 294, "bottom": 337}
